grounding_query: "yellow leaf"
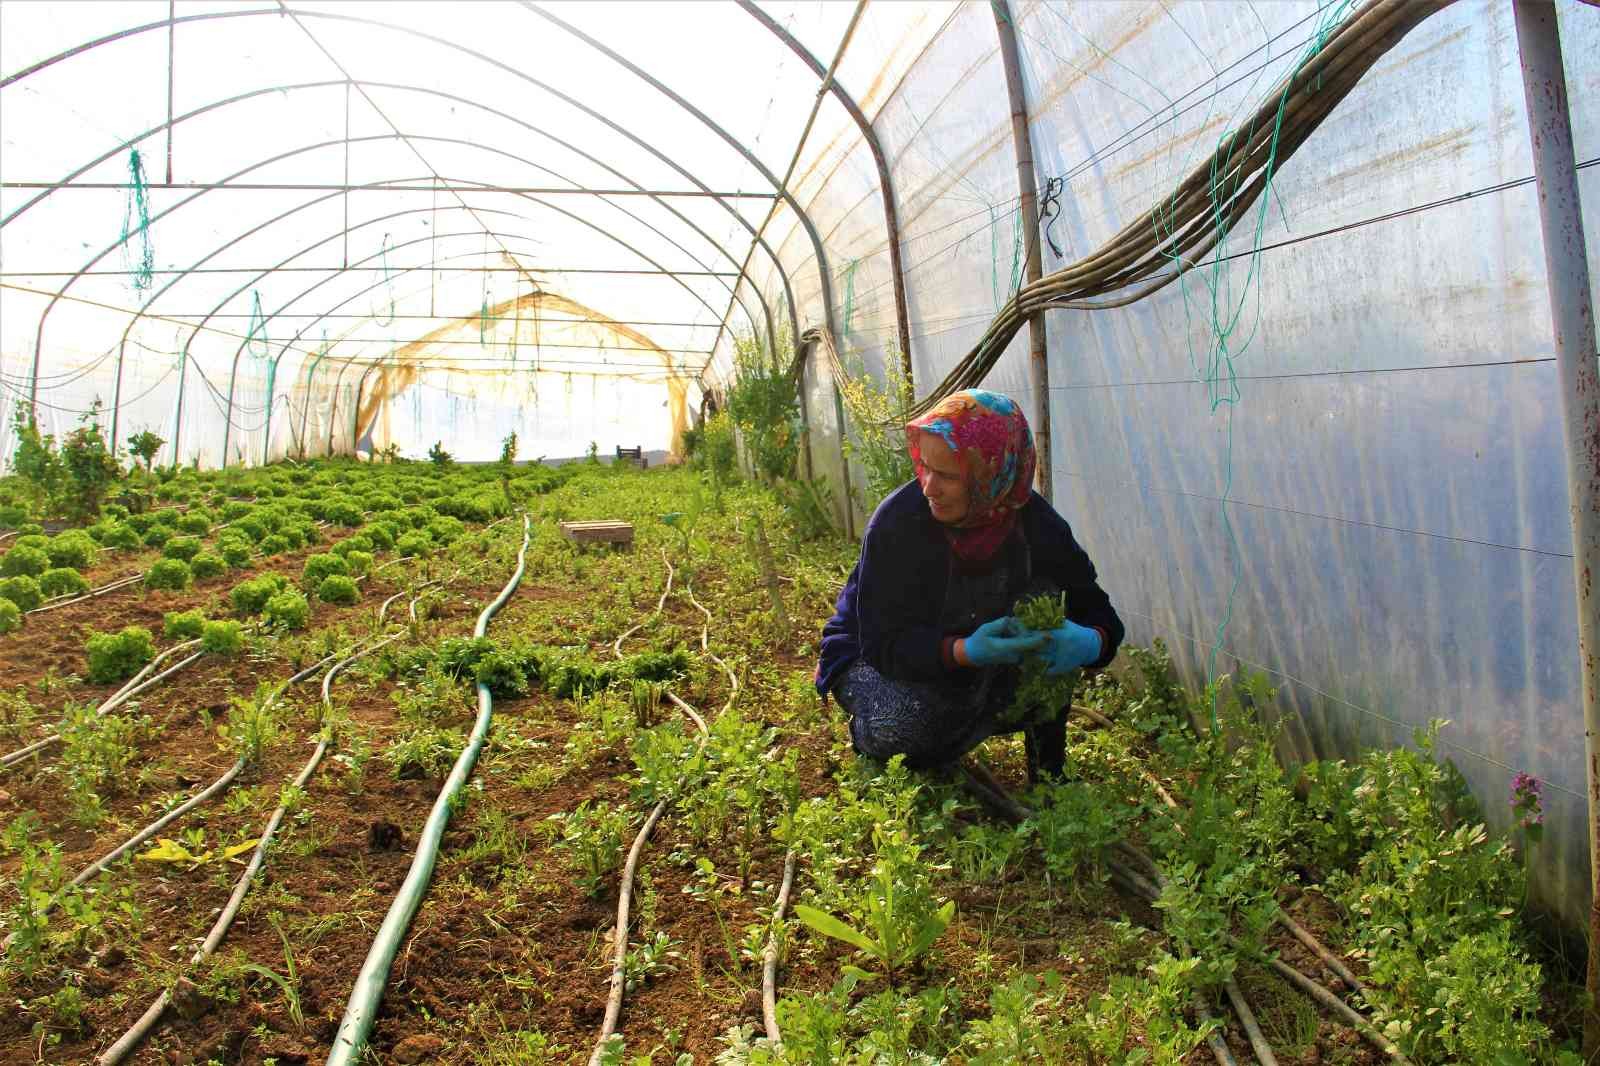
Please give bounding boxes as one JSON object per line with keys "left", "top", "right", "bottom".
{"left": 221, "top": 838, "right": 261, "bottom": 860}
{"left": 137, "top": 838, "right": 209, "bottom": 864}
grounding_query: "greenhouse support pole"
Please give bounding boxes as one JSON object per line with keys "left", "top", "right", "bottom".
{"left": 168, "top": 352, "right": 187, "bottom": 469}
{"left": 991, "top": 0, "right": 1051, "bottom": 502}
{"left": 1513, "top": 3, "right": 1600, "bottom": 1055}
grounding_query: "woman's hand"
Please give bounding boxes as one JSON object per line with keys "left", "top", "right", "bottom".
{"left": 1038, "top": 621, "right": 1102, "bottom": 675}
{"left": 958, "top": 616, "right": 1047, "bottom": 667}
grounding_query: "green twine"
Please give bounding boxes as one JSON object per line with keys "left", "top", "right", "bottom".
{"left": 121, "top": 148, "right": 154, "bottom": 293}
{"left": 480, "top": 295, "right": 491, "bottom": 347}
{"left": 246, "top": 290, "right": 269, "bottom": 361}
{"left": 1160, "top": 0, "right": 1355, "bottom": 731}
{"left": 374, "top": 234, "right": 395, "bottom": 327}
{"left": 840, "top": 259, "right": 859, "bottom": 337}
{"left": 990, "top": 204, "right": 1027, "bottom": 312}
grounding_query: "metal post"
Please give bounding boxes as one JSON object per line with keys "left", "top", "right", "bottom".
{"left": 169, "top": 351, "right": 187, "bottom": 469}
{"left": 992, "top": 0, "right": 1051, "bottom": 502}
{"left": 164, "top": 0, "right": 175, "bottom": 184}
{"left": 1513, "top": 3, "right": 1600, "bottom": 1055}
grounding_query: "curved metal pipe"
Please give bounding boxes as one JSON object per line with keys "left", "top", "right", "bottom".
{"left": 205, "top": 174, "right": 740, "bottom": 463}
{"left": 101, "top": 90, "right": 773, "bottom": 438}
{"left": 522, "top": 2, "right": 836, "bottom": 346}
{"left": 737, "top": 0, "right": 913, "bottom": 378}
{"left": 6, "top": 11, "right": 805, "bottom": 398}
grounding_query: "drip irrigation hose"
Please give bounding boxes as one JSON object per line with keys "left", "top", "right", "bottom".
{"left": 614, "top": 546, "right": 674, "bottom": 657}
{"left": 587, "top": 556, "right": 741, "bottom": 1061}
{"left": 0, "top": 654, "right": 339, "bottom": 955}
{"left": 327, "top": 515, "right": 532, "bottom": 1066}
{"left": 591, "top": 799, "right": 673, "bottom": 1066}
{"left": 1224, "top": 977, "right": 1280, "bottom": 1066}
{"left": 1277, "top": 910, "right": 1365, "bottom": 994}
{"left": 969, "top": 760, "right": 1396, "bottom": 1066}
{"left": 96, "top": 627, "right": 408, "bottom": 1066}
{"left": 1, "top": 638, "right": 204, "bottom": 768}
{"left": 761, "top": 847, "right": 798, "bottom": 1045}
{"left": 27, "top": 573, "right": 145, "bottom": 614}
{"left": 1197, "top": 1001, "right": 1240, "bottom": 1066}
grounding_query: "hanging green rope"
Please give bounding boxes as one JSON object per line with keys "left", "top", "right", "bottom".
{"left": 839, "top": 259, "right": 859, "bottom": 337}
{"left": 1161, "top": 0, "right": 1356, "bottom": 730}
{"left": 480, "top": 295, "right": 491, "bottom": 347}
{"left": 121, "top": 148, "right": 155, "bottom": 293}
{"left": 246, "top": 290, "right": 269, "bottom": 361}
{"left": 374, "top": 233, "right": 395, "bottom": 327}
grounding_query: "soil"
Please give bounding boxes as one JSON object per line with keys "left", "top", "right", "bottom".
{"left": 0, "top": 511, "right": 1473, "bottom": 1066}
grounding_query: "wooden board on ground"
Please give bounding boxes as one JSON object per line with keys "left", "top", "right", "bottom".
{"left": 559, "top": 519, "right": 634, "bottom": 547}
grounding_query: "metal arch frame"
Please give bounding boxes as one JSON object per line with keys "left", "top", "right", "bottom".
{"left": 94, "top": 98, "right": 783, "bottom": 441}
{"left": 206, "top": 197, "right": 736, "bottom": 464}
{"left": 2, "top": 8, "right": 810, "bottom": 383}
{"left": 736, "top": 0, "right": 913, "bottom": 380}
{"left": 522, "top": 2, "right": 837, "bottom": 346}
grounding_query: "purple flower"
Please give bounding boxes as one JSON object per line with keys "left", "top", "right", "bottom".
{"left": 1510, "top": 772, "right": 1544, "bottom": 833}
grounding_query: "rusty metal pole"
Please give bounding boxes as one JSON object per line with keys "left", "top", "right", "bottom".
{"left": 991, "top": 0, "right": 1050, "bottom": 501}
{"left": 1512, "top": 3, "right": 1600, "bottom": 1055}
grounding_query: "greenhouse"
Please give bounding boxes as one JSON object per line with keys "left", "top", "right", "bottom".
{"left": 1, "top": 0, "right": 1597, "bottom": 1062}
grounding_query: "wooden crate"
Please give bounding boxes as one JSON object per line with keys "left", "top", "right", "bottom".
{"left": 559, "top": 519, "right": 635, "bottom": 548}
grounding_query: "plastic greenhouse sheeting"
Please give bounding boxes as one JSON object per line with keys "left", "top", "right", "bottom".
{"left": 2, "top": 0, "right": 1598, "bottom": 930}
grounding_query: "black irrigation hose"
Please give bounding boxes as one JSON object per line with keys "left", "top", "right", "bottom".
{"left": 327, "top": 516, "right": 532, "bottom": 1065}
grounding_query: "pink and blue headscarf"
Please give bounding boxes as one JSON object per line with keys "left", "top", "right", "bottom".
{"left": 906, "top": 389, "right": 1036, "bottom": 563}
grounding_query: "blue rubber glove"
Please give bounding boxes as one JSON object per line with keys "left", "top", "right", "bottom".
{"left": 962, "top": 616, "right": 1047, "bottom": 668}
{"left": 1038, "top": 620, "right": 1103, "bottom": 675}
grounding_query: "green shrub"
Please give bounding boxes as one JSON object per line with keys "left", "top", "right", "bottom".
{"left": 38, "top": 567, "right": 89, "bottom": 599}
{"left": 405, "top": 506, "right": 437, "bottom": 529}
{"left": 263, "top": 589, "right": 310, "bottom": 630}
{"left": 1, "top": 544, "right": 49, "bottom": 578}
{"left": 277, "top": 524, "right": 307, "bottom": 550}
{"left": 85, "top": 626, "right": 156, "bottom": 683}
{"left": 259, "top": 534, "right": 291, "bottom": 556}
{"left": 46, "top": 531, "right": 97, "bottom": 570}
{"left": 176, "top": 512, "right": 210, "bottom": 536}
{"left": 232, "top": 516, "right": 268, "bottom": 543}
{"left": 201, "top": 620, "right": 244, "bottom": 655}
{"left": 100, "top": 523, "right": 143, "bottom": 550}
{"left": 396, "top": 532, "right": 431, "bottom": 558}
{"left": 144, "top": 558, "right": 191, "bottom": 591}
{"left": 0, "top": 504, "right": 28, "bottom": 529}
{"left": 302, "top": 553, "right": 348, "bottom": 587}
{"left": 162, "top": 535, "right": 203, "bottom": 562}
{"left": 331, "top": 534, "right": 374, "bottom": 558}
{"left": 151, "top": 508, "right": 181, "bottom": 527}
{"left": 220, "top": 501, "right": 253, "bottom": 521}
{"left": 163, "top": 609, "right": 206, "bottom": 640}
{"left": 326, "top": 500, "right": 364, "bottom": 527}
{"left": 230, "top": 573, "right": 288, "bottom": 615}
{"left": 125, "top": 512, "right": 155, "bottom": 534}
{"left": 218, "top": 538, "right": 254, "bottom": 568}
{"left": 317, "top": 575, "right": 359, "bottom": 606}
{"left": 343, "top": 550, "right": 374, "bottom": 577}
{"left": 13, "top": 534, "right": 49, "bottom": 553}
{"left": 0, "top": 598, "right": 19, "bottom": 634}
{"left": 291, "top": 520, "right": 322, "bottom": 546}
{"left": 0, "top": 575, "right": 42, "bottom": 612}
{"left": 16, "top": 523, "right": 44, "bottom": 537}
{"left": 426, "top": 516, "right": 465, "bottom": 545}
{"left": 363, "top": 523, "right": 397, "bottom": 551}
{"left": 189, "top": 552, "right": 226, "bottom": 580}
{"left": 141, "top": 525, "right": 172, "bottom": 549}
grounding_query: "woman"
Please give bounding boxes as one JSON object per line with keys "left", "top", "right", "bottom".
{"left": 816, "top": 389, "right": 1123, "bottom": 781}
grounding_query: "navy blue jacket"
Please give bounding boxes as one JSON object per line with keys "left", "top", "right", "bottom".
{"left": 816, "top": 481, "right": 1123, "bottom": 695}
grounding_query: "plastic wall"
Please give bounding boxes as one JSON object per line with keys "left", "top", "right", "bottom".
{"left": 747, "top": 0, "right": 1598, "bottom": 930}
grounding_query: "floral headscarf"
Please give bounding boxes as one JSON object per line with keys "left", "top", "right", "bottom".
{"left": 906, "top": 389, "right": 1036, "bottom": 563}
